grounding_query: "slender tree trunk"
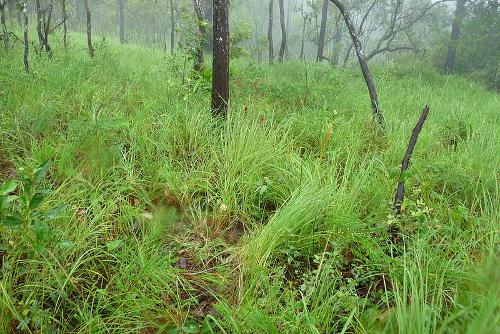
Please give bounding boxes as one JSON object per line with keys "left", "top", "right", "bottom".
{"left": 268, "top": 0, "right": 274, "bottom": 63}
{"left": 330, "top": 0, "right": 385, "bottom": 129}
{"left": 193, "top": 0, "right": 206, "bottom": 72}
{"left": 0, "top": 0, "right": 7, "bottom": 51}
{"left": 43, "top": 0, "right": 54, "bottom": 54}
{"left": 35, "top": 0, "right": 43, "bottom": 47}
{"left": 22, "top": 2, "right": 29, "bottom": 73}
{"left": 300, "top": 15, "right": 306, "bottom": 60}
{"left": 444, "top": 0, "right": 466, "bottom": 74}
{"left": 170, "top": 0, "right": 175, "bottom": 54}
{"left": 211, "top": 0, "right": 229, "bottom": 117}
{"left": 394, "top": 106, "right": 430, "bottom": 214}
{"left": 277, "top": 0, "right": 286, "bottom": 63}
{"left": 62, "top": 0, "right": 68, "bottom": 50}
{"left": 317, "top": 0, "right": 328, "bottom": 62}
{"left": 84, "top": 0, "right": 94, "bottom": 58}
{"left": 118, "top": 0, "right": 125, "bottom": 44}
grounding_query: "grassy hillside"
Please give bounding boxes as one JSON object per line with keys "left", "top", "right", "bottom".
{"left": 0, "top": 39, "right": 498, "bottom": 333}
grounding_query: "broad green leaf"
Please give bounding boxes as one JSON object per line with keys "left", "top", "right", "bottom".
{"left": 2, "top": 195, "right": 18, "bottom": 208}
{"left": 30, "top": 220, "right": 50, "bottom": 241}
{"left": 30, "top": 191, "right": 50, "bottom": 210}
{"left": 1, "top": 214, "right": 23, "bottom": 227}
{"left": 35, "top": 159, "right": 51, "bottom": 184}
{"left": 1, "top": 180, "right": 18, "bottom": 196}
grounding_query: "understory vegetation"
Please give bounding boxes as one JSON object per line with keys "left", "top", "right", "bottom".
{"left": 0, "top": 38, "right": 499, "bottom": 333}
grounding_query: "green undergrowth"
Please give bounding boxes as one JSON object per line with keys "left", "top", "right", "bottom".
{"left": 0, "top": 37, "right": 498, "bottom": 333}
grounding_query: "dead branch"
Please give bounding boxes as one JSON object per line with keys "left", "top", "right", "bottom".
{"left": 394, "top": 105, "right": 430, "bottom": 214}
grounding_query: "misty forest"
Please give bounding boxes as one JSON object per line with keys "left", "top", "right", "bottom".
{"left": 0, "top": 0, "right": 499, "bottom": 333}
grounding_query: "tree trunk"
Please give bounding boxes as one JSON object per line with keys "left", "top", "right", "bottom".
{"left": 268, "top": 0, "right": 274, "bottom": 63}
{"left": 43, "top": 0, "right": 54, "bottom": 54}
{"left": 277, "top": 0, "right": 286, "bottom": 63}
{"left": 316, "top": 0, "right": 328, "bottom": 62}
{"left": 330, "top": 0, "right": 385, "bottom": 129}
{"left": 444, "top": 0, "right": 466, "bottom": 74}
{"left": 0, "top": 0, "right": 7, "bottom": 51}
{"left": 84, "top": 0, "right": 94, "bottom": 58}
{"left": 193, "top": 0, "right": 206, "bottom": 72}
{"left": 170, "top": 0, "right": 175, "bottom": 54}
{"left": 62, "top": 0, "right": 68, "bottom": 50}
{"left": 211, "top": 0, "right": 229, "bottom": 117}
{"left": 394, "top": 106, "right": 430, "bottom": 214}
{"left": 300, "top": 15, "right": 306, "bottom": 60}
{"left": 35, "top": 0, "right": 43, "bottom": 47}
{"left": 118, "top": 0, "right": 125, "bottom": 44}
{"left": 22, "top": 2, "right": 29, "bottom": 73}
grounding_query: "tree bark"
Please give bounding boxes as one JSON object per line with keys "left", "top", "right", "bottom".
{"left": 211, "top": 0, "right": 229, "bottom": 117}
{"left": 35, "top": 0, "right": 43, "bottom": 47}
{"left": 84, "top": 0, "right": 94, "bottom": 58}
{"left": 193, "top": 0, "right": 206, "bottom": 72}
{"left": 316, "top": 0, "right": 328, "bottom": 62}
{"left": 170, "top": 0, "right": 175, "bottom": 54}
{"left": 300, "top": 14, "right": 306, "bottom": 60}
{"left": 62, "top": 0, "right": 68, "bottom": 50}
{"left": 117, "top": 0, "right": 125, "bottom": 44}
{"left": 394, "top": 105, "right": 430, "bottom": 214}
{"left": 22, "top": 2, "right": 29, "bottom": 73}
{"left": 268, "top": 0, "right": 274, "bottom": 63}
{"left": 330, "top": 0, "right": 385, "bottom": 129}
{"left": 444, "top": 0, "right": 466, "bottom": 74}
{"left": 277, "top": 0, "right": 286, "bottom": 63}
{"left": 43, "top": 0, "right": 54, "bottom": 54}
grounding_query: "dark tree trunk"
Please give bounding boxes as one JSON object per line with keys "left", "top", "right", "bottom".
{"left": 193, "top": 0, "right": 206, "bottom": 72}
{"left": 35, "top": 0, "right": 44, "bottom": 48}
{"left": 118, "top": 0, "right": 125, "bottom": 44}
{"left": 394, "top": 106, "right": 430, "bottom": 214}
{"left": 22, "top": 2, "right": 29, "bottom": 73}
{"left": 317, "top": 0, "right": 328, "bottom": 62}
{"left": 268, "top": 0, "right": 274, "bottom": 63}
{"left": 62, "top": 0, "right": 68, "bottom": 50}
{"left": 0, "top": 0, "right": 7, "bottom": 51}
{"left": 211, "top": 0, "right": 229, "bottom": 117}
{"left": 444, "top": 0, "right": 466, "bottom": 74}
{"left": 84, "top": 0, "right": 94, "bottom": 58}
{"left": 277, "top": 0, "right": 286, "bottom": 63}
{"left": 170, "top": 0, "right": 175, "bottom": 54}
{"left": 300, "top": 15, "right": 306, "bottom": 60}
{"left": 330, "top": 0, "right": 385, "bottom": 129}
{"left": 43, "top": 0, "right": 54, "bottom": 54}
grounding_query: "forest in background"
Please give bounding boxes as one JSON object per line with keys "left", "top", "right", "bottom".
{"left": 0, "top": 0, "right": 499, "bottom": 333}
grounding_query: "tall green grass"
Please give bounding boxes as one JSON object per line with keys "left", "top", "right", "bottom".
{"left": 0, "top": 36, "right": 498, "bottom": 333}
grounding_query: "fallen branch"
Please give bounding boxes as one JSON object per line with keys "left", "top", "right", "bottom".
{"left": 394, "top": 105, "right": 430, "bottom": 214}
